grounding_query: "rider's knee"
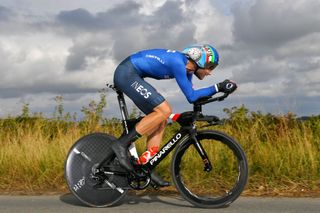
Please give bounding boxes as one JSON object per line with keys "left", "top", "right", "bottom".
{"left": 159, "top": 120, "right": 167, "bottom": 129}
{"left": 154, "top": 101, "right": 172, "bottom": 120}
{"left": 162, "top": 107, "right": 172, "bottom": 119}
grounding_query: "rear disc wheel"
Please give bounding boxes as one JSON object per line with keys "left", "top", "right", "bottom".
{"left": 64, "top": 133, "right": 128, "bottom": 207}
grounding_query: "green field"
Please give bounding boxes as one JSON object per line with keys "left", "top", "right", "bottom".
{"left": 0, "top": 96, "right": 319, "bottom": 196}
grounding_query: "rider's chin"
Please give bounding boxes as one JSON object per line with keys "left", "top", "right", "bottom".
{"left": 195, "top": 73, "right": 204, "bottom": 80}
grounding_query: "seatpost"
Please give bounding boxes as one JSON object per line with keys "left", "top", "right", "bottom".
{"left": 116, "top": 90, "right": 139, "bottom": 160}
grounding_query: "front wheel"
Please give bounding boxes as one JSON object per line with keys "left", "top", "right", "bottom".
{"left": 171, "top": 130, "right": 248, "bottom": 208}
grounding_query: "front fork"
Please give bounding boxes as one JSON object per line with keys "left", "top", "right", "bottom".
{"left": 190, "top": 128, "right": 213, "bottom": 172}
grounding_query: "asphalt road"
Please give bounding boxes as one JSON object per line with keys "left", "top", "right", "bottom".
{"left": 0, "top": 194, "right": 319, "bottom": 213}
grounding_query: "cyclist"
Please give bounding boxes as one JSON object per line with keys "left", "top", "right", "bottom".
{"left": 112, "top": 44, "right": 237, "bottom": 187}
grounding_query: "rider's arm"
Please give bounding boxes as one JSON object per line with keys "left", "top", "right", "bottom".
{"left": 187, "top": 72, "right": 193, "bottom": 83}
{"left": 173, "top": 64, "right": 218, "bottom": 103}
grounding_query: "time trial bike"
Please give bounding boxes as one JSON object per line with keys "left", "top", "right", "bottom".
{"left": 64, "top": 84, "right": 248, "bottom": 208}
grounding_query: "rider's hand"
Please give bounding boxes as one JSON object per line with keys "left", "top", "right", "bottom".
{"left": 216, "top": 79, "right": 237, "bottom": 94}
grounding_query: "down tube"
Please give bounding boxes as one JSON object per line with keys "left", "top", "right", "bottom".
{"left": 145, "top": 130, "right": 189, "bottom": 171}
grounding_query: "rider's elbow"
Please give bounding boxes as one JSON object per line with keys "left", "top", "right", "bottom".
{"left": 186, "top": 96, "right": 197, "bottom": 103}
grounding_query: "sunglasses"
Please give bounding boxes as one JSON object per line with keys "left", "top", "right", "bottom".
{"left": 205, "top": 62, "right": 218, "bottom": 70}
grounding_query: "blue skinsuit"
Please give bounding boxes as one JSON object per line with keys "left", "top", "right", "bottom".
{"left": 130, "top": 49, "right": 217, "bottom": 103}
{"left": 113, "top": 49, "right": 218, "bottom": 114}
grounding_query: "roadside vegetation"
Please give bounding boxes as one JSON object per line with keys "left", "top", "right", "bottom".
{"left": 0, "top": 92, "right": 319, "bottom": 196}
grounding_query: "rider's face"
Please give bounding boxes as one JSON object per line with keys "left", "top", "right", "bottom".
{"left": 194, "top": 67, "right": 215, "bottom": 80}
{"left": 186, "top": 60, "right": 217, "bottom": 80}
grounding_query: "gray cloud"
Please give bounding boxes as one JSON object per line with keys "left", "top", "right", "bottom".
{"left": 0, "top": 0, "right": 319, "bottom": 117}
{"left": 143, "top": 1, "right": 196, "bottom": 49}
{"left": 149, "top": 1, "right": 184, "bottom": 28}
{"left": 65, "top": 38, "right": 110, "bottom": 71}
{"left": 234, "top": 58, "right": 287, "bottom": 83}
{"left": 58, "top": 0, "right": 196, "bottom": 68}
{"left": 222, "top": 0, "right": 320, "bottom": 104}
{"left": 57, "top": 9, "right": 97, "bottom": 30}
{"left": 56, "top": 2, "right": 141, "bottom": 32}
{"left": 232, "top": 0, "right": 320, "bottom": 47}
{"left": 54, "top": 2, "right": 143, "bottom": 70}
{"left": 0, "top": 5, "right": 13, "bottom": 21}
{"left": 0, "top": 85, "right": 98, "bottom": 99}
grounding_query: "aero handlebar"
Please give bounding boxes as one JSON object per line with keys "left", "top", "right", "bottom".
{"left": 194, "top": 93, "right": 229, "bottom": 106}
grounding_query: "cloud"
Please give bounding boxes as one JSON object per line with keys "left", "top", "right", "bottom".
{"left": 56, "top": 2, "right": 142, "bottom": 32}
{"left": 64, "top": 34, "right": 113, "bottom": 71}
{"left": 232, "top": 0, "right": 320, "bottom": 47}
{"left": 223, "top": 0, "right": 320, "bottom": 103}
{"left": 57, "top": 9, "right": 97, "bottom": 30}
{"left": 0, "top": 0, "right": 319, "bottom": 117}
{"left": 56, "top": 0, "right": 196, "bottom": 68}
{"left": 0, "top": 32, "right": 114, "bottom": 99}
{"left": 0, "top": 5, "right": 13, "bottom": 21}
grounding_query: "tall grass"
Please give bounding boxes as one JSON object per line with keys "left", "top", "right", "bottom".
{"left": 0, "top": 97, "right": 319, "bottom": 196}
{"left": 218, "top": 106, "right": 320, "bottom": 195}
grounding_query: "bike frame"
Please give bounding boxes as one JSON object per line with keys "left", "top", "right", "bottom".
{"left": 145, "top": 129, "right": 188, "bottom": 169}
{"left": 115, "top": 89, "right": 212, "bottom": 172}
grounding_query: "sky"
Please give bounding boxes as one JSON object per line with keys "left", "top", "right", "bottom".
{"left": 0, "top": 0, "right": 319, "bottom": 119}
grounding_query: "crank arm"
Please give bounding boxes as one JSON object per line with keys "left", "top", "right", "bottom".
{"left": 104, "top": 179, "right": 125, "bottom": 194}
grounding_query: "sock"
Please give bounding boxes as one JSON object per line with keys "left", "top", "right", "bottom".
{"left": 139, "top": 146, "right": 159, "bottom": 164}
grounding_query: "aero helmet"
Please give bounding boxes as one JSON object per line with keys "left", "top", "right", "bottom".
{"left": 182, "top": 44, "right": 219, "bottom": 69}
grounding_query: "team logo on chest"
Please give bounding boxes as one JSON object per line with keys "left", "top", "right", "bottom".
{"left": 131, "top": 81, "right": 152, "bottom": 99}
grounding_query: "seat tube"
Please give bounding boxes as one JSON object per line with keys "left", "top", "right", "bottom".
{"left": 117, "top": 91, "right": 130, "bottom": 133}
{"left": 116, "top": 91, "right": 139, "bottom": 160}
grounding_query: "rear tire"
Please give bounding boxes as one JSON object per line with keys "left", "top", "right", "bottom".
{"left": 171, "top": 130, "right": 248, "bottom": 208}
{"left": 64, "top": 133, "right": 128, "bottom": 207}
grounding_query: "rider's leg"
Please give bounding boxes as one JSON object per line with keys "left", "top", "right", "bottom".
{"left": 146, "top": 120, "right": 167, "bottom": 150}
{"left": 137, "top": 118, "right": 171, "bottom": 187}
{"left": 112, "top": 101, "right": 172, "bottom": 172}
{"left": 111, "top": 129, "right": 141, "bottom": 171}
{"left": 139, "top": 120, "right": 166, "bottom": 164}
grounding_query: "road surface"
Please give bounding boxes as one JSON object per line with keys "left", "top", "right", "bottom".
{"left": 0, "top": 194, "right": 319, "bottom": 213}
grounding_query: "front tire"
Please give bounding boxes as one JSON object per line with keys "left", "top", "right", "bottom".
{"left": 171, "top": 130, "right": 248, "bottom": 208}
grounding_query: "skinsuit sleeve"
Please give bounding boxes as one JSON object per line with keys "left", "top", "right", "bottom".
{"left": 173, "top": 63, "right": 218, "bottom": 103}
